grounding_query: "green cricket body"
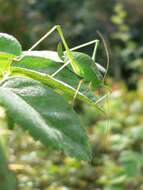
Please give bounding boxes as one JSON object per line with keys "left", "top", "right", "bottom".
{"left": 56, "top": 25, "right": 102, "bottom": 89}
{"left": 22, "top": 25, "right": 104, "bottom": 90}
{"left": 63, "top": 51, "right": 101, "bottom": 89}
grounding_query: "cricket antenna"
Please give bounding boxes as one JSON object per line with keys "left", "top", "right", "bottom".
{"left": 96, "top": 30, "right": 110, "bottom": 83}
{"left": 96, "top": 30, "right": 111, "bottom": 151}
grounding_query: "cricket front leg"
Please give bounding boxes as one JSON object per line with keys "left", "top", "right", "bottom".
{"left": 51, "top": 60, "right": 70, "bottom": 77}
{"left": 69, "top": 39, "right": 106, "bottom": 73}
{"left": 28, "top": 25, "right": 74, "bottom": 60}
{"left": 28, "top": 25, "right": 59, "bottom": 51}
{"left": 72, "top": 79, "right": 83, "bottom": 106}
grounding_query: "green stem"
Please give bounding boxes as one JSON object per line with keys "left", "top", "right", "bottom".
{"left": 0, "top": 139, "right": 16, "bottom": 190}
{"left": 0, "top": 140, "right": 7, "bottom": 172}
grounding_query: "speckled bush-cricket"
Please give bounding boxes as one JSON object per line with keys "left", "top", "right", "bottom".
{"left": 26, "top": 25, "right": 109, "bottom": 103}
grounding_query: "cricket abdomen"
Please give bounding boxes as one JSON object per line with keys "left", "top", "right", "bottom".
{"left": 64, "top": 51, "right": 101, "bottom": 88}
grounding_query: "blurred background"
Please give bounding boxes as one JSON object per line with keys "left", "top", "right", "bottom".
{"left": 0, "top": 0, "right": 143, "bottom": 189}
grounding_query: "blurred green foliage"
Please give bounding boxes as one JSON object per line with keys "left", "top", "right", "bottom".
{"left": 0, "top": 78, "right": 142, "bottom": 190}
{"left": 0, "top": 0, "right": 143, "bottom": 189}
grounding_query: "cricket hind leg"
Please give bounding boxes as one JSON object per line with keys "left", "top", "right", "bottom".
{"left": 28, "top": 25, "right": 71, "bottom": 53}
{"left": 28, "top": 25, "right": 76, "bottom": 76}
{"left": 28, "top": 26, "right": 58, "bottom": 51}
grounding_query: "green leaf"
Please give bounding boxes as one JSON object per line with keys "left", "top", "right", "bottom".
{"left": 12, "top": 51, "right": 101, "bottom": 105}
{"left": 0, "top": 77, "right": 91, "bottom": 160}
{"left": 0, "top": 52, "right": 16, "bottom": 74}
{"left": 0, "top": 33, "right": 22, "bottom": 56}
{"left": 0, "top": 52, "right": 16, "bottom": 60}
{"left": 11, "top": 67, "right": 104, "bottom": 113}
{"left": 23, "top": 50, "right": 63, "bottom": 62}
{"left": 12, "top": 50, "right": 79, "bottom": 87}
{"left": 119, "top": 150, "right": 143, "bottom": 177}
